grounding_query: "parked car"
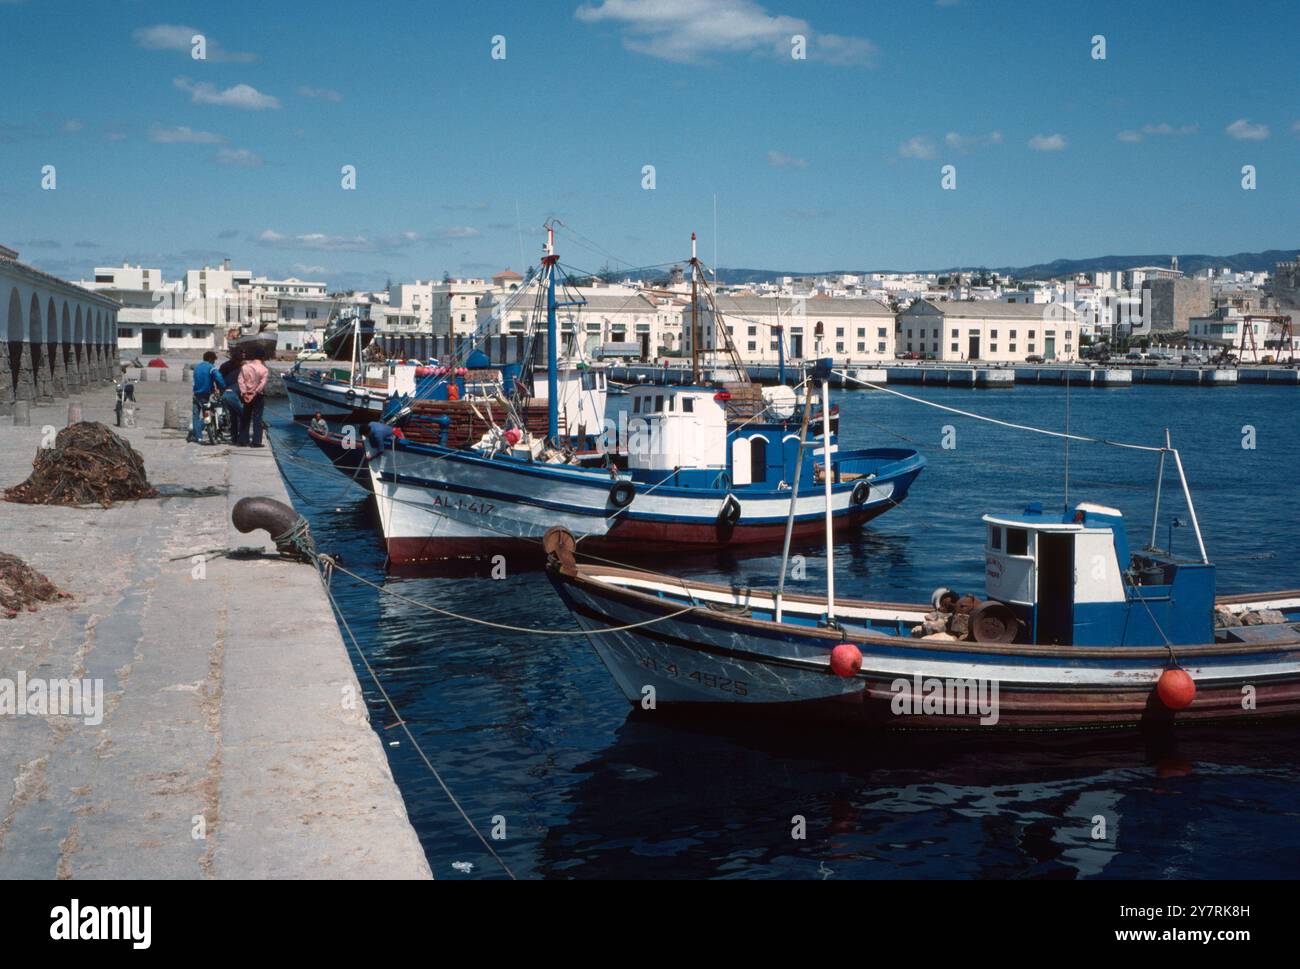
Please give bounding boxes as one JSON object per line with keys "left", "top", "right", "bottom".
{"left": 1024, "top": 354, "right": 1044, "bottom": 363}
{"left": 296, "top": 349, "right": 328, "bottom": 361}
{"left": 899, "top": 351, "right": 923, "bottom": 360}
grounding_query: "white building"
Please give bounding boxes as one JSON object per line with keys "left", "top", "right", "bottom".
{"left": 250, "top": 276, "right": 332, "bottom": 351}
{"left": 477, "top": 282, "right": 672, "bottom": 360}
{"left": 432, "top": 277, "right": 492, "bottom": 337}
{"left": 81, "top": 264, "right": 204, "bottom": 354}
{"left": 897, "top": 300, "right": 1079, "bottom": 362}
{"left": 693, "top": 295, "right": 896, "bottom": 365}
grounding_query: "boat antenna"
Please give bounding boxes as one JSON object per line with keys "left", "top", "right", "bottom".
{"left": 774, "top": 376, "right": 813, "bottom": 623}
{"left": 690, "top": 231, "right": 700, "bottom": 384}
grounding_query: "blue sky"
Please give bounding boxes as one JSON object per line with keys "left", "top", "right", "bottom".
{"left": 2, "top": 0, "right": 1297, "bottom": 289}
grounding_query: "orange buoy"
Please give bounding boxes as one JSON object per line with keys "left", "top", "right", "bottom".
{"left": 1156, "top": 667, "right": 1196, "bottom": 710}
{"left": 829, "top": 643, "right": 863, "bottom": 678}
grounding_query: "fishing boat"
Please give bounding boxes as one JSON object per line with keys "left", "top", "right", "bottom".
{"left": 284, "top": 359, "right": 422, "bottom": 422}
{"left": 362, "top": 226, "right": 925, "bottom": 562}
{"left": 544, "top": 426, "right": 1300, "bottom": 730}
{"left": 321, "top": 309, "right": 375, "bottom": 361}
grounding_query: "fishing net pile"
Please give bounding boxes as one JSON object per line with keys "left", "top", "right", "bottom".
{"left": 0, "top": 553, "right": 68, "bottom": 618}
{"left": 4, "top": 422, "right": 157, "bottom": 508}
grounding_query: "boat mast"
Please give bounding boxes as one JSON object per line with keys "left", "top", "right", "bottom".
{"left": 542, "top": 224, "right": 560, "bottom": 443}
{"left": 818, "top": 360, "right": 837, "bottom": 624}
{"left": 690, "top": 232, "right": 699, "bottom": 385}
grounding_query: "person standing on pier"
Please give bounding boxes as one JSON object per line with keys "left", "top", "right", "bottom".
{"left": 237, "top": 346, "right": 270, "bottom": 447}
{"left": 188, "top": 351, "right": 226, "bottom": 444}
{"left": 219, "top": 348, "right": 245, "bottom": 433}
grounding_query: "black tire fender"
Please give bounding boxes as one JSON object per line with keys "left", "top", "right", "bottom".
{"left": 851, "top": 480, "right": 871, "bottom": 505}
{"left": 609, "top": 480, "right": 636, "bottom": 508}
{"left": 718, "top": 493, "right": 742, "bottom": 527}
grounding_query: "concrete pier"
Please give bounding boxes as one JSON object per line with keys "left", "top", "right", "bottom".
{"left": 0, "top": 372, "right": 431, "bottom": 879}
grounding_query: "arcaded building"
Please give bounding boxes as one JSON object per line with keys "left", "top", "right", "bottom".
{"left": 1, "top": 243, "right": 119, "bottom": 415}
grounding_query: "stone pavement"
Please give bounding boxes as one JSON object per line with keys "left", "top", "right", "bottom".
{"left": 0, "top": 366, "right": 431, "bottom": 879}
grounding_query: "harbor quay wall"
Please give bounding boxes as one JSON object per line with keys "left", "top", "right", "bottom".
{"left": 0, "top": 367, "right": 430, "bottom": 879}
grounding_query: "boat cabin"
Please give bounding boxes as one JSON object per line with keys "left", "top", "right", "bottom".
{"left": 624, "top": 384, "right": 820, "bottom": 490}
{"left": 983, "top": 502, "right": 1215, "bottom": 646}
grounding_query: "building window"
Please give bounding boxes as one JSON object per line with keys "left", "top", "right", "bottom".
{"left": 951, "top": 329, "right": 958, "bottom": 339}
{"left": 167, "top": 328, "right": 183, "bottom": 339}
{"left": 1028, "top": 344, "right": 1036, "bottom": 352}
{"left": 1010, "top": 344, "right": 1017, "bottom": 353}
{"left": 1010, "top": 329, "right": 1017, "bottom": 338}
{"left": 1029, "top": 330, "right": 1036, "bottom": 339}
{"left": 950, "top": 342, "right": 959, "bottom": 353}
{"left": 119, "top": 327, "right": 134, "bottom": 338}
{"left": 991, "top": 329, "right": 998, "bottom": 339}
{"left": 857, "top": 342, "right": 865, "bottom": 352}
{"left": 748, "top": 341, "right": 756, "bottom": 351}
{"left": 877, "top": 341, "right": 886, "bottom": 353}
{"left": 990, "top": 344, "right": 998, "bottom": 353}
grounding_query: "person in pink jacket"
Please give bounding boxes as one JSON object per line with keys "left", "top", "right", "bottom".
{"left": 236, "top": 346, "right": 270, "bottom": 447}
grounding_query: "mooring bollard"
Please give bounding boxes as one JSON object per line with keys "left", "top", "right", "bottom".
{"left": 67, "top": 401, "right": 83, "bottom": 425}
{"left": 159, "top": 368, "right": 168, "bottom": 382}
{"left": 162, "top": 399, "right": 181, "bottom": 430}
{"left": 183, "top": 364, "right": 194, "bottom": 382}
{"left": 12, "top": 400, "right": 31, "bottom": 427}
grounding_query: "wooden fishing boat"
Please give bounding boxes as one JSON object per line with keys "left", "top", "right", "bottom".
{"left": 545, "top": 493, "right": 1300, "bottom": 730}
{"left": 361, "top": 227, "right": 925, "bottom": 563}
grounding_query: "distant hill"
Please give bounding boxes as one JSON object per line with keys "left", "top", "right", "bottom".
{"left": 697, "top": 248, "right": 1299, "bottom": 285}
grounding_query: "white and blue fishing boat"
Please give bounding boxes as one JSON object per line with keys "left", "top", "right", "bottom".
{"left": 544, "top": 428, "right": 1300, "bottom": 730}
{"left": 362, "top": 226, "right": 925, "bottom": 562}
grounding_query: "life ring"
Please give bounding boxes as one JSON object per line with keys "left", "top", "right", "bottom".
{"left": 608, "top": 480, "right": 635, "bottom": 508}
{"left": 344, "top": 388, "right": 357, "bottom": 403}
{"left": 717, "top": 494, "right": 742, "bottom": 527}
{"left": 851, "top": 480, "right": 871, "bottom": 505}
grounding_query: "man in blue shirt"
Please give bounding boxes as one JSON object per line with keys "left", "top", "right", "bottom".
{"left": 189, "top": 351, "right": 226, "bottom": 444}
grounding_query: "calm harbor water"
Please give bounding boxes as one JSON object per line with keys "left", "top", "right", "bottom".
{"left": 268, "top": 383, "right": 1300, "bottom": 879}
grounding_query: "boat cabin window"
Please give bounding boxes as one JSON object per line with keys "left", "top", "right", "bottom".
{"left": 1006, "top": 528, "right": 1028, "bottom": 556}
{"left": 633, "top": 397, "right": 641, "bottom": 414}
{"left": 655, "top": 395, "right": 664, "bottom": 413}
{"left": 683, "top": 397, "right": 694, "bottom": 413}
{"left": 989, "top": 525, "right": 1001, "bottom": 550}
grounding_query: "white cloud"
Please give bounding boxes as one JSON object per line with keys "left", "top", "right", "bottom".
{"left": 214, "top": 148, "right": 262, "bottom": 166}
{"left": 1118, "top": 122, "right": 1198, "bottom": 143}
{"left": 1226, "top": 118, "right": 1269, "bottom": 140}
{"left": 133, "top": 24, "right": 257, "bottom": 63}
{"left": 898, "top": 136, "right": 937, "bottom": 160}
{"left": 61, "top": 119, "right": 84, "bottom": 134}
{"left": 174, "top": 77, "right": 280, "bottom": 110}
{"left": 438, "top": 226, "right": 481, "bottom": 240}
{"left": 298, "top": 85, "right": 343, "bottom": 102}
{"left": 149, "top": 124, "right": 225, "bottom": 144}
{"left": 575, "top": 0, "right": 877, "bottom": 66}
{"left": 767, "top": 150, "right": 808, "bottom": 168}
{"left": 1028, "top": 133, "right": 1067, "bottom": 151}
{"left": 944, "top": 130, "right": 1002, "bottom": 153}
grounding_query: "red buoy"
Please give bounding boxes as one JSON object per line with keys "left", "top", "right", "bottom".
{"left": 504, "top": 428, "right": 521, "bottom": 446}
{"left": 1156, "top": 667, "right": 1196, "bottom": 710}
{"left": 829, "top": 643, "right": 863, "bottom": 678}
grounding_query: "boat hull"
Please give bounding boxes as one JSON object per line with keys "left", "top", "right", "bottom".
{"left": 283, "top": 372, "right": 388, "bottom": 422}
{"left": 547, "top": 565, "right": 1300, "bottom": 730}
{"left": 368, "top": 441, "right": 924, "bottom": 563}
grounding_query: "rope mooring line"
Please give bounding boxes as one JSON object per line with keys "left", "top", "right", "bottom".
{"left": 834, "top": 369, "right": 1166, "bottom": 453}
{"left": 316, "top": 554, "right": 696, "bottom": 636}
{"left": 318, "top": 570, "right": 518, "bottom": 881}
